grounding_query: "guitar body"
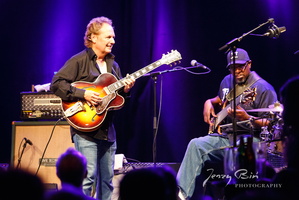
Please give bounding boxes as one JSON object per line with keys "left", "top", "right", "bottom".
{"left": 208, "top": 88, "right": 257, "bottom": 134}
{"left": 62, "top": 73, "right": 125, "bottom": 132}
{"left": 209, "top": 100, "right": 228, "bottom": 134}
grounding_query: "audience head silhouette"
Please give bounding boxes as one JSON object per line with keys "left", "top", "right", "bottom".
{"left": 279, "top": 75, "right": 299, "bottom": 169}
{"left": 56, "top": 147, "right": 88, "bottom": 187}
{"left": 45, "top": 147, "right": 96, "bottom": 200}
{"left": 0, "top": 168, "right": 45, "bottom": 200}
{"left": 119, "top": 166, "right": 178, "bottom": 200}
{"left": 280, "top": 75, "right": 299, "bottom": 130}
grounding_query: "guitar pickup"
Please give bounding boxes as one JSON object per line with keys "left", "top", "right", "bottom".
{"left": 64, "top": 101, "right": 85, "bottom": 117}
{"left": 103, "top": 87, "right": 110, "bottom": 95}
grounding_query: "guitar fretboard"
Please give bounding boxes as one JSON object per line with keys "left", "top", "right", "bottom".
{"left": 215, "top": 95, "right": 242, "bottom": 127}
{"left": 106, "top": 49, "right": 182, "bottom": 93}
{"left": 107, "top": 59, "right": 163, "bottom": 93}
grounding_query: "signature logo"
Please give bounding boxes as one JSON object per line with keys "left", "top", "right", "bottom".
{"left": 203, "top": 168, "right": 259, "bottom": 187}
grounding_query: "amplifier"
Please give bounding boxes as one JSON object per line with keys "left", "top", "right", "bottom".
{"left": 20, "top": 92, "right": 63, "bottom": 119}
{"left": 119, "top": 162, "right": 180, "bottom": 174}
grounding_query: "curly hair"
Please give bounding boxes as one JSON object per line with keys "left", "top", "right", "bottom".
{"left": 84, "top": 16, "right": 113, "bottom": 48}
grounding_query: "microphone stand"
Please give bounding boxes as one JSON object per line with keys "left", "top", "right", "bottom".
{"left": 16, "top": 139, "right": 29, "bottom": 169}
{"left": 145, "top": 65, "right": 208, "bottom": 165}
{"left": 151, "top": 73, "right": 158, "bottom": 166}
{"left": 219, "top": 18, "right": 274, "bottom": 51}
{"left": 232, "top": 47, "right": 237, "bottom": 148}
{"left": 219, "top": 18, "right": 274, "bottom": 147}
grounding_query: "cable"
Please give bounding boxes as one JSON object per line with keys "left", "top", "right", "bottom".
{"left": 182, "top": 66, "right": 211, "bottom": 75}
{"left": 166, "top": 66, "right": 211, "bottom": 76}
{"left": 35, "top": 117, "right": 64, "bottom": 176}
{"left": 125, "top": 158, "right": 142, "bottom": 163}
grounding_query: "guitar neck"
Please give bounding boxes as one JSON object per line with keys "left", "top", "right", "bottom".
{"left": 214, "top": 96, "right": 243, "bottom": 127}
{"left": 106, "top": 50, "right": 181, "bottom": 93}
{"left": 107, "top": 59, "right": 164, "bottom": 92}
{"left": 214, "top": 104, "right": 230, "bottom": 127}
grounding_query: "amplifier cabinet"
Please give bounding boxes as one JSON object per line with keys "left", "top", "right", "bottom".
{"left": 11, "top": 121, "right": 74, "bottom": 186}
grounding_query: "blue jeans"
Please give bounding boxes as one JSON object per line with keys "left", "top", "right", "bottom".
{"left": 177, "top": 134, "right": 230, "bottom": 199}
{"left": 73, "top": 134, "right": 116, "bottom": 200}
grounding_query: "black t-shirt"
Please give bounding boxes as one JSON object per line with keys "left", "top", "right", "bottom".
{"left": 217, "top": 71, "right": 278, "bottom": 135}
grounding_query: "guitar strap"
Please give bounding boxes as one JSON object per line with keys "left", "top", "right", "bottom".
{"left": 226, "top": 71, "right": 261, "bottom": 102}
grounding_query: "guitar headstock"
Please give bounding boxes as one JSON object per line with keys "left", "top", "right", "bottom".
{"left": 241, "top": 87, "right": 257, "bottom": 106}
{"left": 160, "top": 50, "right": 182, "bottom": 66}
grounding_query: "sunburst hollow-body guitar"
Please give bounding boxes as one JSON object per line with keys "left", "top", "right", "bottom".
{"left": 61, "top": 50, "right": 182, "bottom": 132}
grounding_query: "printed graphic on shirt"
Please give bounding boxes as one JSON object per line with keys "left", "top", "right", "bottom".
{"left": 222, "top": 88, "right": 229, "bottom": 102}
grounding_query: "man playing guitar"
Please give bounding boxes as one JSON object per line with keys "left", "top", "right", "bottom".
{"left": 51, "top": 17, "right": 135, "bottom": 200}
{"left": 177, "top": 48, "right": 277, "bottom": 200}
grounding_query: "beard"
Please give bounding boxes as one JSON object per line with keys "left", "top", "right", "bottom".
{"left": 236, "top": 77, "right": 246, "bottom": 84}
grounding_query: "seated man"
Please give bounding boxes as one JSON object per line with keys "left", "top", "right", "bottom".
{"left": 177, "top": 48, "right": 278, "bottom": 200}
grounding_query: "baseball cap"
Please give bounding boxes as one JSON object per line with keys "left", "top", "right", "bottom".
{"left": 226, "top": 48, "right": 250, "bottom": 68}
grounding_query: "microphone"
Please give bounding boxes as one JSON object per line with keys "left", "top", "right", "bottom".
{"left": 24, "top": 138, "right": 33, "bottom": 145}
{"left": 263, "top": 24, "right": 286, "bottom": 39}
{"left": 190, "top": 60, "right": 208, "bottom": 69}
